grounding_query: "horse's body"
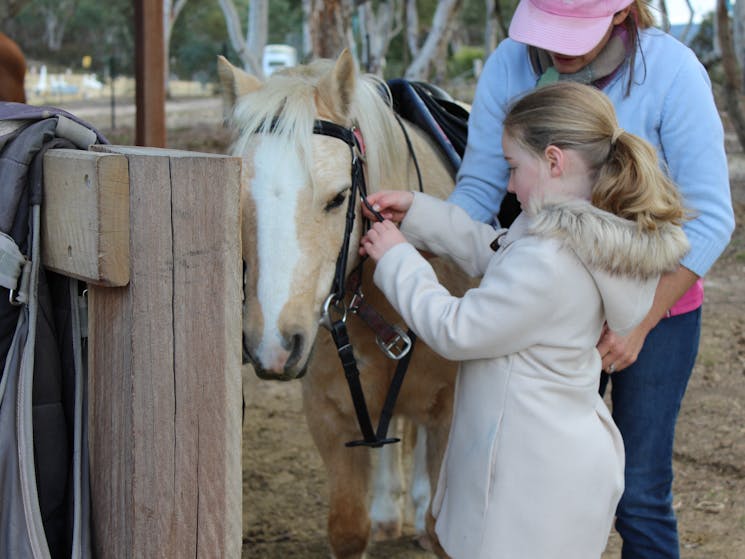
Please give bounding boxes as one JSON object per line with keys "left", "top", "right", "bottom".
{"left": 219, "top": 51, "right": 469, "bottom": 559}
{"left": 0, "top": 33, "right": 26, "bottom": 103}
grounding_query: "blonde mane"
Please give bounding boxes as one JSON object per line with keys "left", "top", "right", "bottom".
{"left": 228, "top": 59, "right": 405, "bottom": 191}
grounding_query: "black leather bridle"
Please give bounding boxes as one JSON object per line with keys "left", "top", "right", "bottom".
{"left": 314, "top": 118, "right": 418, "bottom": 448}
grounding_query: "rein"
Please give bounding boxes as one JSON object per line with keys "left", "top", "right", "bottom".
{"left": 314, "top": 118, "right": 419, "bottom": 448}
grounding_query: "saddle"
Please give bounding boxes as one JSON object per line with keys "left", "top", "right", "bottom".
{"left": 387, "top": 78, "right": 468, "bottom": 175}
{"left": 386, "top": 78, "right": 521, "bottom": 228}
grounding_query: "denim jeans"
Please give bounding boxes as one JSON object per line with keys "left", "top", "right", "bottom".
{"left": 599, "top": 308, "right": 702, "bottom": 559}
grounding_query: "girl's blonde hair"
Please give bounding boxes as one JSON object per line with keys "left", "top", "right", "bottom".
{"left": 503, "top": 81, "right": 685, "bottom": 231}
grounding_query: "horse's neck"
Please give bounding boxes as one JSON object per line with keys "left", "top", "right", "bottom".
{"left": 379, "top": 118, "right": 455, "bottom": 200}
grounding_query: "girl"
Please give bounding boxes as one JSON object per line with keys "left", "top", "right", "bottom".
{"left": 359, "top": 82, "right": 690, "bottom": 559}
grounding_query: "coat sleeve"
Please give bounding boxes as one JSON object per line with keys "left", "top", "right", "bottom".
{"left": 400, "top": 192, "right": 501, "bottom": 277}
{"left": 373, "top": 237, "right": 560, "bottom": 361}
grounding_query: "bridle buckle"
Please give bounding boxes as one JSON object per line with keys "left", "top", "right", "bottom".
{"left": 376, "top": 324, "right": 412, "bottom": 360}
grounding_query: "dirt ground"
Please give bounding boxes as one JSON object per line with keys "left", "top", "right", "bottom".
{"left": 92, "top": 99, "right": 745, "bottom": 559}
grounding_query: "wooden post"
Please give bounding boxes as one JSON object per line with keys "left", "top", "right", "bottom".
{"left": 42, "top": 146, "right": 243, "bottom": 558}
{"left": 134, "top": 0, "right": 166, "bottom": 147}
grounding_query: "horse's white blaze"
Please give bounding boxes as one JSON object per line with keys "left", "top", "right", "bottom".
{"left": 252, "top": 135, "right": 305, "bottom": 371}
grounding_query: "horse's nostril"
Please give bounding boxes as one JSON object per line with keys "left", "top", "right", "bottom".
{"left": 284, "top": 333, "right": 304, "bottom": 369}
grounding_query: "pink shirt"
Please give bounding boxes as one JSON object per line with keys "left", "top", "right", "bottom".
{"left": 667, "top": 278, "right": 703, "bottom": 317}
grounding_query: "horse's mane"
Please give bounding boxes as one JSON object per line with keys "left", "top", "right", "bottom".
{"left": 229, "top": 59, "right": 404, "bottom": 191}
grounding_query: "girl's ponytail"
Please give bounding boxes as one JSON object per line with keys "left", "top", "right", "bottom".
{"left": 593, "top": 130, "right": 685, "bottom": 231}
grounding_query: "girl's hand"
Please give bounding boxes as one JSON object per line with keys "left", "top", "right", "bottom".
{"left": 362, "top": 191, "right": 414, "bottom": 223}
{"left": 360, "top": 220, "right": 407, "bottom": 262}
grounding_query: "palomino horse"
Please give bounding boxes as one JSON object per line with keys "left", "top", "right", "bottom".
{"left": 219, "top": 50, "right": 469, "bottom": 558}
{"left": 0, "top": 33, "right": 26, "bottom": 103}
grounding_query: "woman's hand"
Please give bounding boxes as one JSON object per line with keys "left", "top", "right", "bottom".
{"left": 362, "top": 191, "right": 414, "bottom": 223}
{"left": 596, "top": 322, "right": 650, "bottom": 373}
{"left": 360, "top": 220, "right": 407, "bottom": 262}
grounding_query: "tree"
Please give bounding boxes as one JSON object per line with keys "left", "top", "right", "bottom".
{"left": 36, "top": 0, "right": 78, "bottom": 51}
{"left": 218, "top": 0, "right": 267, "bottom": 76}
{"left": 164, "top": 0, "right": 188, "bottom": 92}
{"left": 717, "top": 0, "right": 745, "bottom": 151}
{"left": 405, "top": 0, "right": 463, "bottom": 80}
{"left": 484, "top": 0, "right": 508, "bottom": 55}
{"left": 357, "top": 0, "right": 404, "bottom": 75}
{"left": 307, "top": 0, "right": 350, "bottom": 59}
{"left": 734, "top": 0, "right": 745, "bottom": 85}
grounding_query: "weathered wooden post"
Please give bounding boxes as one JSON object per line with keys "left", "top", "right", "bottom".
{"left": 41, "top": 146, "right": 243, "bottom": 558}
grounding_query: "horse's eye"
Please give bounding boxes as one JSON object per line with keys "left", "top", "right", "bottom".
{"left": 324, "top": 192, "right": 346, "bottom": 212}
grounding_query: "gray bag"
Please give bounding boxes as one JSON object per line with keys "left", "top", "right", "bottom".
{"left": 0, "top": 103, "right": 105, "bottom": 559}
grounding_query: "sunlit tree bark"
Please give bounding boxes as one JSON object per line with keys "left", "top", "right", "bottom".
{"left": 218, "top": 0, "right": 267, "bottom": 77}
{"left": 717, "top": 0, "right": 745, "bottom": 151}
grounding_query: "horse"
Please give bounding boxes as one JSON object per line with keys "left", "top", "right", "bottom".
{"left": 218, "top": 49, "right": 471, "bottom": 559}
{"left": 0, "top": 33, "right": 26, "bottom": 103}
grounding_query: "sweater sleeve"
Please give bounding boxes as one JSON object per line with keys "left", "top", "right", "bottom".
{"left": 447, "top": 41, "right": 527, "bottom": 224}
{"left": 657, "top": 49, "right": 735, "bottom": 276}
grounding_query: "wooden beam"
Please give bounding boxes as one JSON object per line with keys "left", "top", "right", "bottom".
{"left": 134, "top": 0, "right": 166, "bottom": 147}
{"left": 86, "top": 145, "right": 243, "bottom": 558}
{"left": 41, "top": 149, "right": 130, "bottom": 286}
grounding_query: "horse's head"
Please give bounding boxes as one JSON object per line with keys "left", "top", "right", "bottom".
{"left": 218, "top": 50, "right": 401, "bottom": 381}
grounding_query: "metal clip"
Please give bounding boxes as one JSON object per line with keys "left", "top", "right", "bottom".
{"left": 319, "top": 293, "right": 347, "bottom": 331}
{"left": 376, "top": 324, "right": 412, "bottom": 360}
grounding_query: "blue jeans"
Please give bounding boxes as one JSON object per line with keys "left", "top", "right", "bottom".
{"left": 599, "top": 308, "right": 701, "bottom": 559}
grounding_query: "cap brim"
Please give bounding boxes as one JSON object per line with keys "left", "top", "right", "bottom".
{"left": 508, "top": 0, "right": 614, "bottom": 57}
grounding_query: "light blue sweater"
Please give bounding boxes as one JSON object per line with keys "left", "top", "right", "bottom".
{"left": 448, "top": 28, "right": 735, "bottom": 278}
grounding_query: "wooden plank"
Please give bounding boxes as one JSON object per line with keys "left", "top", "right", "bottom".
{"left": 87, "top": 145, "right": 242, "bottom": 559}
{"left": 41, "top": 149, "right": 129, "bottom": 286}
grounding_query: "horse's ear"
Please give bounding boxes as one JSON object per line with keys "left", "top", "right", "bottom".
{"left": 317, "top": 48, "right": 357, "bottom": 120}
{"left": 217, "top": 55, "right": 262, "bottom": 118}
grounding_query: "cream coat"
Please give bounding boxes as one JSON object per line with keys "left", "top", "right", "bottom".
{"left": 373, "top": 194, "right": 689, "bottom": 559}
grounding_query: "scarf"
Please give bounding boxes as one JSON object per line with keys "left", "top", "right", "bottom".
{"left": 530, "top": 26, "right": 631, "bottom": 89}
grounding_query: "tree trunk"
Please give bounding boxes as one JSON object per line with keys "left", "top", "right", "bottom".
{"left": 163, "top": 0, "right": 188, "bottom": 98}
{"left": 40, "top": 0, "right": 77, "bottom": 52}
{"left": 217, "top": 0, "right": 263, "bottom": 76}
{"left": 405, "top": 0, "right": 462, "bottom": 81}
{"left": 734, "top": 0, "right": 745, "bottom": 87}
{"left": 484, "top": 0, "right": 508, "bottom": 56}
{"left": 357, "top": 0, "right": 402, "bottom": 76}
{"left": 309, "top": 0, "right": 349, "bottom": 59}
{"left": 405, "top": 0, "right": 419, "bottom": 59}
{"left": 246, "top": 0, "right": 268, "bottom": 72}
{"left": 717, "top": 0, "right": 745, "bottom": 152}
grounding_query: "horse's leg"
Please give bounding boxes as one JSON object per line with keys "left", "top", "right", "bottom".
{"left": 324, "top": 445, "right": 373, "bottom": 558}
{"left": 369, "top": 417, "right": 405, "bottom": 541}
{"left": 409, "top": 425, "right": 432, "bottom": 545}
{"left": 303, "top": 381, "right": 373, "bottom": 559}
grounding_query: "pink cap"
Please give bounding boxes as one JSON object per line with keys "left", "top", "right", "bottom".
{"left": 508, "top": 0, "right": 634, "bottom": 56}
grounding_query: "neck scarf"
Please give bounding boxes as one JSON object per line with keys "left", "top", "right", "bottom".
{"left": 530, "top": 26, "right": 631, "bottom": 89}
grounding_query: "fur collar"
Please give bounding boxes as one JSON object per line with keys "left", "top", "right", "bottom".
{"left": 525, "top": 197, "right": 690, "bottom": 280}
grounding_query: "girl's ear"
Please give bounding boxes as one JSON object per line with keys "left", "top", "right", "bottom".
{"left": 544, "top": 145, "right": 564, "bottom": 177}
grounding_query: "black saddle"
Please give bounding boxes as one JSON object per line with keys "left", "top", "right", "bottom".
{"left": 386, "top": 79, "right": 520, "bottom": 228}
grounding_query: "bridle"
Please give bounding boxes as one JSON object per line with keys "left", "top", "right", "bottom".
{"left": 314, "top": 117, "right": 421, "bottom": 448}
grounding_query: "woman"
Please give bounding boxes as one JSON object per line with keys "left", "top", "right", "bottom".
{"left": 447, "top": 1, "right": 735, "bottom": 557}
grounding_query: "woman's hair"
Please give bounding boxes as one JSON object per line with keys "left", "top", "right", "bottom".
{"left": 503, "top": 82, "right": 685, "bottom": 231}
{"left": 620, "top": 1, "right": 655, "bottom": 94}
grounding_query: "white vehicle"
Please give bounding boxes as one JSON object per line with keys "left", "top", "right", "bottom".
{"left": 262, "top": 44, "right": 297, "bottom": 77}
